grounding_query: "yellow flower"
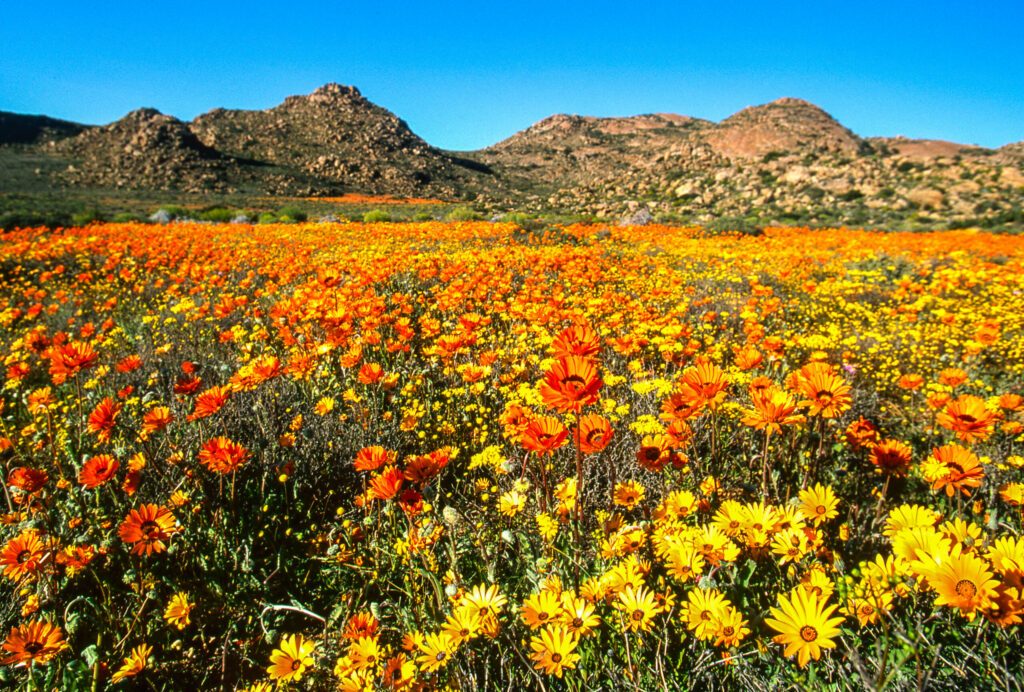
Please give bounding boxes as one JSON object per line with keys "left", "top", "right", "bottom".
{"left": 521, "top": 590, "right": 562, "bottom": 629}
{"left": 163, "top": 592, "right": 194, "bottom": 630}
{"left": 529, "top": 625, "right": 580, "bottom": 677}
{"left": 441, "top": 607, "right": 482, "bottom": 645}
{"left": 615, "top": 585, "right": 659, "bottom": 633}
{"left": 684, "top": 587, "right": 729, "bottom": 640}
{"left": 414, "top": 632, "right": 456, "bottom": 672}
{"left": 111, "top": 643, "right": 152, "bottom": 683}
{"left": 267, "top": 633, "right": 316, "bottom": 682}
{"left": 498, "top": 490, "right": 526, "bottom": 517}
{"left": 914, "top": 545, "right": 1000, "bottom": 621}
{"left": 347, "top": 636, "right": 383, "bottom": 671}
{"left": 536, "top": 512, "right": 559, "bottom": 541}
{"left": 798, "top": 484, "right": 839, "bottom": 526}
{"left": 559, "top": 592, "right": 601, "bottom": 636}
{"left": 613, "top": 481, "right": 646, "bottom": 510}
{"left": 765, "top": 588, "right": 844, "bottom": 668}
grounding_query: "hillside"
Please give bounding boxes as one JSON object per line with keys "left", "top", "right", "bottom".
{"left": 1, "top": 86, "right": 1022, "bottom": 229}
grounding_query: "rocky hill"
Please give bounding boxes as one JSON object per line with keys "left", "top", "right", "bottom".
{"left": 190, "top": 83, "right": 488, "bottom": 198}
{"left": 477, "top": 97, "right": 1024, "bottom": 227}
{"left": 0, "top": 112, "right": 89, "bottom": 145}
{"left": 1, "top": 86, "right": 1021, "bottom": 228}
{"left": 55, "top": 108, "right": 241, "bottom": 193}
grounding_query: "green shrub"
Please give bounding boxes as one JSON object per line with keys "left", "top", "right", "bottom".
{"left": 198, "top": 207, "right": 235, "bottom": 223}
{"left": 71, "top": 208, "right": 105, "bottom": 226}
{"left": 112, "top": 212, "right": 145, "bottom": 223}
{"left": 445, "top": 206, "right": 482, "bottom": 222}
{"left": 277, "top": 205, "right": 308, "bottom": 223}
{"left": 362, "top": 209, "right": 391, "bottom": 223}
{"left": 257, "top": 212, "right": 279, "bottom": 224}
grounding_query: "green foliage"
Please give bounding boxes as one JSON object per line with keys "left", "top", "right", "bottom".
{"left": 197, "top": 207, "right": 236, "bottom": 223}
{"left": 444, "top": 205, "right": 482, "bottom": 222}
{"left": 71, "top": 208, "right": 105, "bottom": 226}
{"left": 362, "top": 209, "right": 392, "bottom": 223}
{"left": 702, "top": 216, "right": 765, "bottom": 236}
{"left": 277, "top": 205, "right": 308, "bottom": 223}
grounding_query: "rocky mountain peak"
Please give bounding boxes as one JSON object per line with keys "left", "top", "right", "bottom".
{"left": 703, "top": 97, "right": 864, "bottom": 159}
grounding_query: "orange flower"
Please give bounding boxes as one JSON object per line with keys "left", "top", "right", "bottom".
{"left": 118, "top": 504, "right": 178, "bottom": 556}
{"left": 48, "top": 340, "right": 98, "bottom": 383}
{"left": 794, "top": 362, "right": 852, "bottom": 418}
{"left": 500, "top": 404, "right": 534, "bottom": 442}
{"left": 368, "top": 466, "right": 404, "bottom": 501}
{"left": 734, "top": 345, "right": 763, "bottom": 371}
{"left": 844, "top": 418, "right": 879, "bottom": 450}
{"left": 539, "top": 356, "right": 602, "bottom": 413}
{"left": 550, "top": 324, "right": 600, "bottom": 360}
{"left": 927, "top": 445, "right": 985, "bottom": 497}
{"left": 676, "top": 359, "right": 730, "bottom": 412}
{"left": 741, "top": 386, "right": 805, "bottom": 434}
{"left": 140, "top": 406, "right": 173, "bottom": 440}
{"left": 896, "top": 374, "right": 924, "bottom": 390}
{"left": 936, "top": 395, "right": 996, "bottom": 443}
{"left": 115, "top": 354, "right": 143, "bottom": 373}
{"left": 938, "top": 368, "right": 968, "bottom": 387}
{"left": 187, "top": 385, "right": 231, "bottom": 421}
{"left": 7, "top": 467, "right": 48, "bottom": 494}
{"left": 87, "top": 397, "right": 122, "bottom": 442}
{"left": 404, "top": 447, "right": 452, "bottom": 485}
{"left": 1, "top": 620, "right": 68, "bottom": 667}
{"left": 660, "top": 391, "right": 703, "bottom": 423}
{"left": 198, "top": 437, "right": 251, "bottom": 474}
{"left": 354, "top": 446, "right": 395, "bottom": 472}
{"left": 869, "top": 439, "right": 913, "bottom": 477}
{"left": 576, "top": 414, "right": 613, "bottom": 454}
{"left": 997, "top": 393, "right": 1022, "bottom": 412}
{"left": 1, "top": 529, "right": 49, "bottom": 581}
{"left": 79, "top": 454, "right": 120, "bottom": 489}
{"left": 636, "top": 434, "right": 673, "bottom": 472}
{"left": 358, "top": 363, "right": 384, "bottom": 384}
{"left": 521, "top": 415, "right": 568, "bottom": 456}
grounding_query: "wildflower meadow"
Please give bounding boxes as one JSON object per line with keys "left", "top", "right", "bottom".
{"left": 0, "top": 220, "right": 1022, "bottom": 689}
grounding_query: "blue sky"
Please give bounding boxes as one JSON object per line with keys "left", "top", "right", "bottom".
{"left": 2, "top": 1, "right": 1021, "bottom": 150}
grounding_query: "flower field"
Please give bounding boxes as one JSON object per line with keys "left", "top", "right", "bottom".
{"left": 0, "top": 220, "right": 1022, "bottom": 689}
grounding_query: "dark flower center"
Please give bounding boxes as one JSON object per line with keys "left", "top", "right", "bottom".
{"left": 800, "top": 625, "right": 817, "bottom": 642}
{"left": 551, "top": 653, "right": 563, "bottom": 663}
{"left": 955, "top": 579, "right": 977, "bottom": 599}
{"left": 25, "top": 642, "right": 44, "bottom": 655}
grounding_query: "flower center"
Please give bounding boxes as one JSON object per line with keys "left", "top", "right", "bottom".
{"left": 25, "top": 642, "right": 43, "bottom": 655}
{"left": 955, "top": 579, "right": 977, "bottom": 599}
{"left": 800, "top": 625, "right": 817, "bottom": 642}
{"left": 632, "top": 610, "right": 644, "bottom": 621}
{"left": 551, "top": 653, "right": 563, "bottom": 663}
{"left": 17, "top": 550, "right": 32, "bottom": 564}
{"left": 290, "top": 659, "right": 303, "bottom": 670}
{"left": 572, "top": 617, "right": 584, "bottom": 628}
{"left": 538, "top": 612, "right": 549, "bottom": 621}
{"left": 435, "top": 652, "right": 446, "bottom": 662}
{"left": 141, "top": 520, "right": 159, "bottom": 537}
